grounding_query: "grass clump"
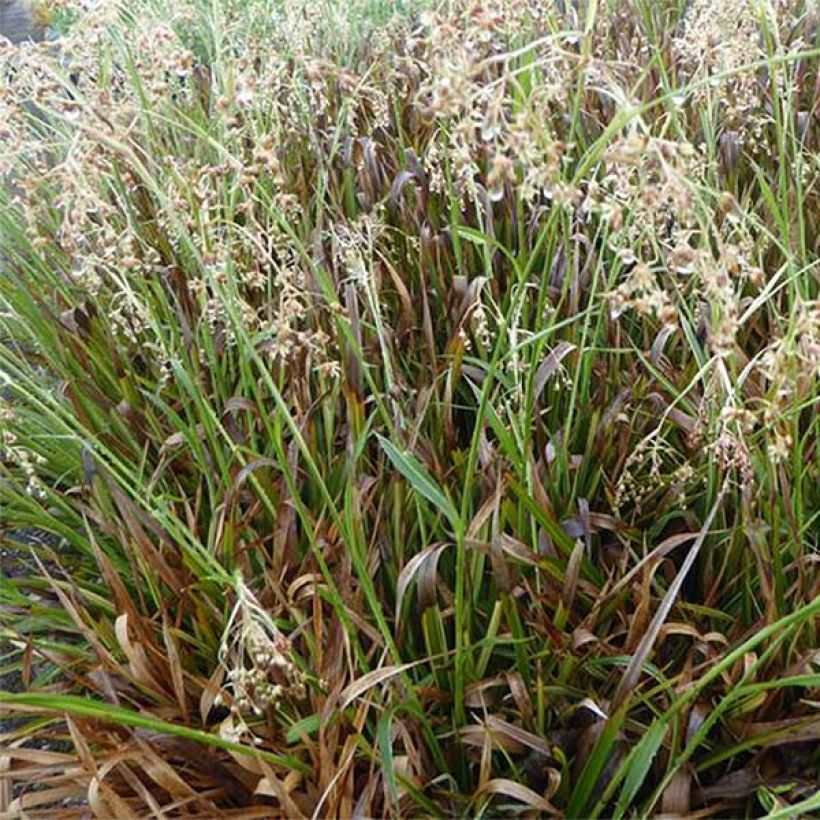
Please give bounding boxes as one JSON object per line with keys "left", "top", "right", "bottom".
{"left": 0, "top": 0, "right": 818, "bottom": 815}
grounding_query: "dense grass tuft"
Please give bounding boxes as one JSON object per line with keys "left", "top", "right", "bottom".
{"left": 1, "top": 0, "right": 818, "bottom": 815}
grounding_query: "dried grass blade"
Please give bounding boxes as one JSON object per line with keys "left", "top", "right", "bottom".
{"left": 612, "top": 492, "right": 723, "bottom": 711}
{"left": 339, "top": 662, "right": 417, "bottom": 711}
{"left": 475, "top": 778, "right": 561, "bottom": 816}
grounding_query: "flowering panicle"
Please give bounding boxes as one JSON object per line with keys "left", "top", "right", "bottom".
{"left": 673, "top": 0, "right": 801, "bottom": 153}
{"left": 217, "top": 574, "right": 307, "bottom": 723}
{"left": 1, "top": 424, "right": 47, "bottom": 500}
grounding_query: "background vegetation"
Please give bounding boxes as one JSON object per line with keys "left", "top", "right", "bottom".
{"left": 1, "top": 0, "right": 818, "bottom": 815}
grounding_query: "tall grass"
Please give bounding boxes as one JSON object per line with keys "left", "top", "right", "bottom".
{"left": 1, "top": 0, "right": 818, "bottom": 815}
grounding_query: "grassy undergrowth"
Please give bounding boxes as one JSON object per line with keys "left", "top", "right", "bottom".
{"left": 0, "top": 0, "right": 818, "bottom": 815}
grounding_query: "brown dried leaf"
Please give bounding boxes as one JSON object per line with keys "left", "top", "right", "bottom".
{"left": 561, "top": 539, "right": 585, "bottom": 611}
{"left": 662, "top": 764, "right": 693, "bottom": 816}
{"left": 734, "top": 715, "right": 820, "bottom": 747}
{"left": 161, "top": 615, "right": 189, "bottom": 724}
{"left": 255, "top": 761, "right": 307, "bottom": 819}
{"left": 485, "top": 716, "right": 553, "bottom": 758}
{"left": 464, "top": 677, "right": 506, "bottom": 709}
{"left": 395, "top": 542, "right": 451, "bottom": 623}
{"left": 87, "top": 759, "right": 135, "bottom": 819}
{"left": 611, "top": 494, "right": 722, "bottom": 712}
{"left": 114, "top": 614, "right": 167, "bottom": 695}
{"left": 474, "top": 778, "right": 561, "bottom": 816}
{"left": 339, "top": 663, "right": 416, "bottom": 711}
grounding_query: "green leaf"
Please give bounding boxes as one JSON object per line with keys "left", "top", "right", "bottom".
{"left": 286, "top": 713, "right": 322, "bottom": 744}
{"left": 377, "top": 706, "right": 399, "bottom": 806}
{"left": 613, "top": 719, "right": 668, "bottom": 818}
{"left": 376, "top": 434, "right": 460, "bottom": 529}
{"left": 566, "top": 706, "right": 627, "bottom": 819}
{"left": 764, "top": 787, "right": 820, "bottom": 819}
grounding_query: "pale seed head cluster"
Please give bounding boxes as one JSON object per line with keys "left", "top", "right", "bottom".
{"left": 757, "top": 299, "right": 820, "bottom": 462}
{"left": 1, "top": 425, "right": 48, "bottom": 500}
{"left": 1, "top": 0, "right": 814, "bottom": 520}
{"left": 217, "top": 574, "right": 306, "bottom": 722}
{"left": 614, "top": 430, "right": 699, "bottom": 516}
